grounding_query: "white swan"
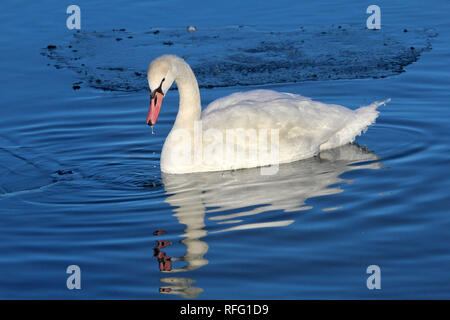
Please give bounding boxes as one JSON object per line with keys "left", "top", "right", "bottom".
{"left": 146, "top": 55, "right": 389, "bottom": 174}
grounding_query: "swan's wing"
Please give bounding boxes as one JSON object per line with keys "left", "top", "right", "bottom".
{"left": 201, "top": 89, "right": 354, "bottom": 147}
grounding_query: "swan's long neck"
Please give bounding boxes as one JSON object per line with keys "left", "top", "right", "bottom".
{"left": 172, "top": 60, "right": 201, "bottom": 130}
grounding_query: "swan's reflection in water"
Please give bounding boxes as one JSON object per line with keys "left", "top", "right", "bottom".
{"left": 153, "top": 144, "right": 382, "bottom": 298}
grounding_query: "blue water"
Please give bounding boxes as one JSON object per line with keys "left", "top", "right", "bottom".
{"left": 0, "top": 0, "right": 449, "bottom": 299}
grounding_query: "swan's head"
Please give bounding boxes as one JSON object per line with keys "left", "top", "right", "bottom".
{"left": 146, "top": 55, "right": 177, "bottom": 126}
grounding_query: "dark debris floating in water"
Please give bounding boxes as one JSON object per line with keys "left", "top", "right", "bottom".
{"left": 41, "top": 25, "right": 438, "bottom": 92}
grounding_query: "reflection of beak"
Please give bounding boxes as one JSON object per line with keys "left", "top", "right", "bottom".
{"left": 157, "top": 252, "right": 172, "bottom": 271}
{"left": 146, "top": 91, "right": 164, "bottom": 126}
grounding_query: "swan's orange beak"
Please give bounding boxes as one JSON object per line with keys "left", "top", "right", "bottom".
{"left": 147, "top": 91, "right": 164, "bottom": 126}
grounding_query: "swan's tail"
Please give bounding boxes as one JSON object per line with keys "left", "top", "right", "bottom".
{"left": 354, "top": 98, "right": 390, "bottom": 131}
{"left": 320, "top": 98, "right": 390, "bottom": 151}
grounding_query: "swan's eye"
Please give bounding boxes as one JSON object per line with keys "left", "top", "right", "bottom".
{"left": 158, "top": 78, "right": 165, "bottom": 93}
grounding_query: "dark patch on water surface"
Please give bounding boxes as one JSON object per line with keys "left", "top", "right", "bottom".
{"left": 42, "top": 25, "right": 437, "bottom": 92}
{"left": 55, "top": 169, "right": 73, "bottom": 176}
